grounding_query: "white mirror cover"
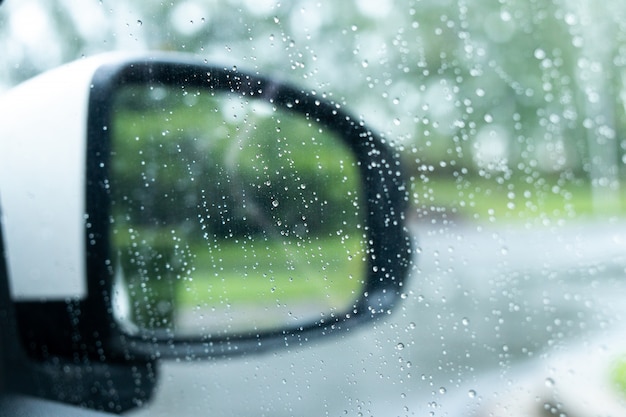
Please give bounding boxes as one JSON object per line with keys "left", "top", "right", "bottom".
{"left": 0, "top": 55, "right": 117, "bottom": 300}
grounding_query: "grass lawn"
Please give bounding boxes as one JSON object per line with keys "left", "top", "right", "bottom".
{"left": 612, "top": 356, "right": 626, "bottom": 398}
{"left": 412, "top": 175, "right": 626, "bottom": 223}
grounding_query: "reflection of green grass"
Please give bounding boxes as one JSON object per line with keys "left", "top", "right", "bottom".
{"left": 177, "top": 236, "right": 366, "bottom": 309}
{"left": 116, "top": 232, "right": 367, "bottom": 314}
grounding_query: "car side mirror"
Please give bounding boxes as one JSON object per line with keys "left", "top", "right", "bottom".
{"left": 0, "top": 53, "right": 411, "bottom": 360}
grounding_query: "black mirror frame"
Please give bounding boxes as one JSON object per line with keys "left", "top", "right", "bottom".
{"left": 84, "top": 55, "right": 412, "bottom": 359}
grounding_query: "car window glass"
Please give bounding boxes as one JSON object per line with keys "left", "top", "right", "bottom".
{"left": 2, "top": 0, "right": 626, "bottom": 415}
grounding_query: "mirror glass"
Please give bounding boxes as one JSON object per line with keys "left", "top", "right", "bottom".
{"left": 108, "top": 84, "right": 366, "bottom": 338}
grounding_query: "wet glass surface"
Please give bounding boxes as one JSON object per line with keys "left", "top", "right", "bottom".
{"left": 2, "top": 0, "right": 626, "bottom": 415}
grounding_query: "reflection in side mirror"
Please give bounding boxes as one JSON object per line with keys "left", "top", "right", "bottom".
{"left": 109, "top": 86, "right": 366, "bottom": 337}
{"left": 0, "top": 53, "right": 411, "bottom": 361}
{"left": 86, "top": 59, "right": 412, "bottom": 357}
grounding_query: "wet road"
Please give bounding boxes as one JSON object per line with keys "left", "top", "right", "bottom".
{"left": 129, "top": 220, "right": 626, "bottom": 416}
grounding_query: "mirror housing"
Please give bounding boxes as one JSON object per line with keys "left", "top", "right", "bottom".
{"left": 0, "top": 53, "right": 411, "bottom": 360}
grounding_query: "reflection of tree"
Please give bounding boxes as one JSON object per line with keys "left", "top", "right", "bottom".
{"left": 221, "top": 121, "right": 283, "bottom": 240}
{"left": 111, "top": 91, "right": 362, "bottom": 243}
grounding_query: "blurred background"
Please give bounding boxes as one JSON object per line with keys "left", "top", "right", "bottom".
{"left": 3, "top": 0, "right": 626, "bottom": 220}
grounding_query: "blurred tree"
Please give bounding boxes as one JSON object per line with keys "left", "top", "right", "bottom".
{"left": 2, "top": 0, "right": 626, "bottom": 213}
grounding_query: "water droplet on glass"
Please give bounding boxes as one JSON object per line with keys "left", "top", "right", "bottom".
{"left": 534, "top": 48, "right": 546, "bottom": 60}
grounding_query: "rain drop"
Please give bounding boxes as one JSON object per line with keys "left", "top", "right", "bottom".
{"left": 534, "top": 48, "right": 546, "bottom": 60}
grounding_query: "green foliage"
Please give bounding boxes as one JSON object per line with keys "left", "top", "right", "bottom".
{"left": 110, "top": 87, "right": 363, "bottom": 238}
